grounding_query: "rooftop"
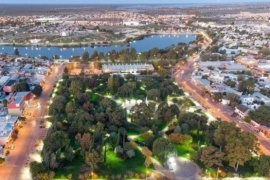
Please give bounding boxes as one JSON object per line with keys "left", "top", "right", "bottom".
{"left": 236, "top": 104, "right": 249, "bottom": 113}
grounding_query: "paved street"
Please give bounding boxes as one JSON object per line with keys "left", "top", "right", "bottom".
{"left": 0, "top": 64, "right": 65, "bottom": 180}
{"left": 174, "top": 55, "right": 270, "bottom": 156}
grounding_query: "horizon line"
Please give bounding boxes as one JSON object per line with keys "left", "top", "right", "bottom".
{"left": 0, "top": 1, "right": 269, "bottom": 5}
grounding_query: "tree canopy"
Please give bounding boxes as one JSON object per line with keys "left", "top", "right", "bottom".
{"left": 248, "top": 105, "right": 270, "bottom": 126}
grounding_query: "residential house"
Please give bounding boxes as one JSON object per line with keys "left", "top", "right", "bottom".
{"left": 240, "top": 95, "right": 254, "bottom": 105}
{"left": 0, "top": 116, "right": 18, "bottom": 146}
{"left": 235, "top": 104, "right": 250, "bottom": 118}
{"left": 3, "top": 79, "right": 16, "bottom": 93}
{"left": 7, "top": 92, "right": 33, "bottom": 116}
{"left": 253, "top": 92, "right": 270, "bottom": 105}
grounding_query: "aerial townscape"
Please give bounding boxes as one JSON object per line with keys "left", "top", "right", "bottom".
{"left": 1, "top": 0, "right": 270, "bottom": 179}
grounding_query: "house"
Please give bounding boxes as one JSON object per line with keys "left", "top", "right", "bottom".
{"left": 0, "top": 123, "right": 13, "bottom": 145}
{"left": 235, "top": 104, "right": 250, "bottom": 119}
{"left": 3, "top": 79, "right": 16, "bottom": 93}
{"left": 7, "top": 92, "right": 33, "bottom": 116}
{"left": 240, "top": 95, "right": 254, "bottom": 105}
{"left": 0, "top": 116, "right": 18, "bottom": 146}
{"left": 253, "top": 92, "right": 270, "bottom": 105}
{"left": 221, "top": 98, "right": 230, "bottom": 105}
{"left": 3, "top": 74, "right": 19, "bottom": 93}
{"left": 0, "top": 76, "right": 10, "bottom": 87}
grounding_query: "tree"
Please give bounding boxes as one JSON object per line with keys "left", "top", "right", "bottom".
{"left": 85, "top": 149, "right": 103, "bottom": 172}
{"left": 152, "top": 137, "right": 174, "bottom": 162}
{"left": 69, "top": 79, "right": 85, "bottom": 95}
{"left": 224, "top": 80, "right": 236, "bottom": 88}
{"left": 43, "top": 131, "right": 70, "bottom": 154}
{"left": 238, "top": 78, "right": 255, "bottom": 94}
{"left": 49, "top": 95, "right": 66, "bottom": 116}
{"left": 30, "top": 161, "right": 47, "bottom": 179}
{"left": 32, "top": 85, "right": 43, "bottom": 97}
{"left": 36, "top": 173, "right": 52, "bottom": 180}
{"left": 65, "top": 146, "right": 74, "bottom": 162}
{"left": 2, "top": 99, "right": 7, "bottom": 107}
{"left": 251, "top": 155, "right": 270, "bottom": 176}
{"left": 226, "top": 93, "right": 239, "bottom": 109}
{"left": 213, "top": 121, "right": 237, "bottom": 151}
{"left": 82, "top": 51, "right": 89, "bottom": 61}
{"left": 169, "top": 133, "right": 182, "bottom": 144}
{"left": 147, "top": 89, "right": 160, "bottom": 101}
{"left": 225, "top": 132, "right": 255, "bottom": 172}
{"left": 211, "top": 122, "right": 257, "bottom": 172}
{"left": 64, "top": 67, "right": 69, "bottom": 74}
{"left": 180, "top": 134, "right": 193, "bottom": 146}
{"left": 12, "top": 80, "right": 30, "bottom": 92}
{"left": 14, "top": 48, "right": 20, "bottom": 56}
{"left": 248, "top": 105, "right": 270, "bottom": 126}
{"left": 130, "top": 102, "right": 154, "bottom": 127}
{"left": 213, "top": 92, "right": 222, "bottom": 102}
{"left": 199, "top": 146, "right": 224, "bottom": 168}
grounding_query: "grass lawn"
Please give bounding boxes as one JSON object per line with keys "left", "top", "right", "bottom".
{"left": 175, "top": 145, "right": 195, "bottom": 159}
{"left": 125, "top": 123, "right": 141, "bottom": 136}
{"left": 157, "top": 122, "right": 168, "bottom": 131}
{"left": 134, "top": 135, "right": 145, "bottom": 143}
{"left": 97, "top": 149, "right": 150, "bottom": 176}
{"left": 54, "top": 155, "right": 84, "bottom": 180}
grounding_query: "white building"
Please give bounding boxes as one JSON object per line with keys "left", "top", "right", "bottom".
{"left": 102, "top": 63, "right": 154, "bottom": 73}
{"left": 241, "top": 95, "right": 255, "bottom": 105}
{"left": 123, "top": 20, "right": 141, "bottom": 26}
{"left": 60, "top": 31, "right": 71, "bottom": 37}
{"left": 253, "top": 92, "right": 270, "bottom": 105}
{"left": 235, "top": 104, "right": 250, "bottom": 119}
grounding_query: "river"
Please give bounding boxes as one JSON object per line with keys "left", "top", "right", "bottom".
{"left": 0, "top": 34, "right": 196, "bottom": 59}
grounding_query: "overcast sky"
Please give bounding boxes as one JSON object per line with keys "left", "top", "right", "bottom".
{"left": 0, "top": 0, "right": 267, "bottom": 4}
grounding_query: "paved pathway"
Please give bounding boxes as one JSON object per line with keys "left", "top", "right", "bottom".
{"left": 172, "top": 157, "right": 201, "bottom": 180}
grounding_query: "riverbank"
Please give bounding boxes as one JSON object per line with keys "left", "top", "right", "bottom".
{"left": 0, "top": 31, "right": 198, "bottom": 48}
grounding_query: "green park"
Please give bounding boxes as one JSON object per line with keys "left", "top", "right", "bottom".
{"left": 29, "top": 35, "right": 270, "bottom": 180}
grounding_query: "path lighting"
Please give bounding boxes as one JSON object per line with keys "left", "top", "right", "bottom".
{"left": 216, "top": 167, "right": 221, "bottom": 180}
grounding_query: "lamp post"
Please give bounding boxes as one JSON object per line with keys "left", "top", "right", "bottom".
{"left": 216, "top": 167, "right": 221, "bottom": 180}
{"left": 145, "top": 170, "right": 148, "bottom": 180}
{"left": 91, "top": 172, "right": 94, "bottom": 179}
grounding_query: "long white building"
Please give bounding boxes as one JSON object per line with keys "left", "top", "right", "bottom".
{"left": 102, "top": 63, "right": 154, "bottom": 73}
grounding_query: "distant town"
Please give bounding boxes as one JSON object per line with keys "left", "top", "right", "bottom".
{"left": 0, "top": 2, "right": 270, "bottom": 180}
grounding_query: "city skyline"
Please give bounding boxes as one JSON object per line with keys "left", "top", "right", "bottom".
{"left": 0, "top": 0, "right": 268, "bottom": 4}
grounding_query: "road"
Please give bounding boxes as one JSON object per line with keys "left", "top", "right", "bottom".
{"left": 174, "top": 55, "right": 270, "bottom": 156}
{"left": 0, "top": 64, "right": 65, "bottom": 180}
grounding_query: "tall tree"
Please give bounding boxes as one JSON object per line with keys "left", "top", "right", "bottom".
{"left": 251, "top": 155, "right": 270, "bottom": 176}
{"left": 248, "top": 105, "right": 270, "bottom": 126}
{"left": 82, "top": 51, "right": 89, "bottom": 61}
{"left": 199, "top": 146, "right": 224, "bottom": 168}
{"left": 32, "top": 85, "right": 43, "bottom": 97}
{"left": 85, "top": 149, "right": 103, "bottom": 172}
{"left": 152, "top": 137, "right": 174, "bottom": 162}
{"left": 14, "top": 48, "right": 20, "bottom": 56}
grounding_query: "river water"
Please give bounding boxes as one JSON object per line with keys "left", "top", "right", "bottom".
{"left": 0, "top": 34, "right": 195, "bottom": 59}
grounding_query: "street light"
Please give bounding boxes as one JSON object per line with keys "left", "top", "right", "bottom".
{"left": 216, "top": 167, "right": 221, "bottom": 180}
{"left": 91, "top": 172, "right": 94, "bottom": 179}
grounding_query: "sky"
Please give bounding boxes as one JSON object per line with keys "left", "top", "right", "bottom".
{"left": 0, "top": 0, "right": 267, "bottom": 4}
